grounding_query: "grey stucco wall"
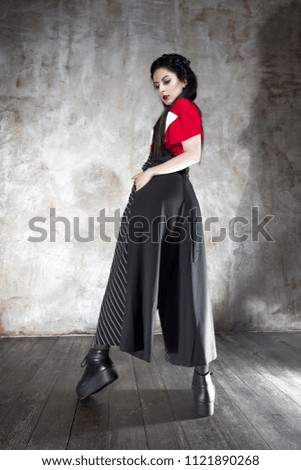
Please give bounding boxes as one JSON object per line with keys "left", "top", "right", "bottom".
{"left": 0, "top": 0, "right": 300, "bottom": 336}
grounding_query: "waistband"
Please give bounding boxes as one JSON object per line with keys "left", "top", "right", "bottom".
{"left": 142, "top": 152, "right": 190, "bottom": 176}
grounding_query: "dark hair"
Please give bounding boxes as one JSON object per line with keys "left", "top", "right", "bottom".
{"left": 150, "top": 53, "right": 203, "bottom": 158}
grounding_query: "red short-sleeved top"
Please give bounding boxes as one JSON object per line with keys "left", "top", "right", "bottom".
{"left": 150, "top": 98, "right": 203, "bottom": 156}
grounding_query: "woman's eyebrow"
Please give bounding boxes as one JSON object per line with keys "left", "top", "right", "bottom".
{"left": 153, "top": 75, "right": 170, "bottom": 84}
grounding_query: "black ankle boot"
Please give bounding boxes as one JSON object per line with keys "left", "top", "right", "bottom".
{"left": 76, "top": 348, "right": 118, "bottom": 400}
{"left": 192, "top": 370, "right": 215, "bottom": 417}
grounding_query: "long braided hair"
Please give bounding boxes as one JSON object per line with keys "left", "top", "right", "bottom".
{"left": 150, "top": 53, "right": 204, "bottom": 162}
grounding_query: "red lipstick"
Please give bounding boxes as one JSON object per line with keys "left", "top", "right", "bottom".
{"left": 163, "top": 95, "right": 169, "bottom": 100}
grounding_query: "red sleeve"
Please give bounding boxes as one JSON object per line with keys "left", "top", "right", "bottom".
{"left": 165, "top": 98, "right": 203, "bottom": 145}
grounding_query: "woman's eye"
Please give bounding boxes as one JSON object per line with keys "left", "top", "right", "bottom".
{"left": 153, "top": 84, "right": 159, "bottom": 89}
{"left": 163, "top": 80, "right": 170, "bottom": 85}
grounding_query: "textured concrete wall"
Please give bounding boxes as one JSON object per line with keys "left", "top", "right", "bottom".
{"left": 0, "top": 0, "right": 300, "bottom": 336}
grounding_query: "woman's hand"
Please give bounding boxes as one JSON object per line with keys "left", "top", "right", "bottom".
{"left": 131, "top": 168, "right": 154, "bottom": 191}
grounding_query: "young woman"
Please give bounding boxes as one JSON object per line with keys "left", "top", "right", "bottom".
{"left": 76, "top": 53, "right": 217, "bottom": 417}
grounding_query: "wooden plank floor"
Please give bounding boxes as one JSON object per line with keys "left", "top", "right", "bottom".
{"left": 0, "top": 332, "right": 300, "bottom": 450}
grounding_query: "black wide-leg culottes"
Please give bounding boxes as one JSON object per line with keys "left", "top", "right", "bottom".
{"left": 95, "top": 150, "right": 217, "bottom": 367}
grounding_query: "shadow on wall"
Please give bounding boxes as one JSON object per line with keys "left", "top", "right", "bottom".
{"left": 226, "top": 2, "right": 301, "bottom": 330}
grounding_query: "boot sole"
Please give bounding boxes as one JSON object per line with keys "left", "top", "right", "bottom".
{"left": 76, "top": 367, "right": 118, "bottom": 400}
{"left": 195, "top": 400, "right": 215, "bottom": 417}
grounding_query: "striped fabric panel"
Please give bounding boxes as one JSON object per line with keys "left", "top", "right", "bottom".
{"left": 94, "top": 157, "right": 153, "bottom": 345}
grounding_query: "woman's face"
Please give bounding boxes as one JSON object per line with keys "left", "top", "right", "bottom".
{"left": 152, "top": 67, "right": 187, "bottom": 106}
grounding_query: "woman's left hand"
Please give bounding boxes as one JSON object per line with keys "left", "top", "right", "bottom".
{"left": 131, "top": 168, "right": 154, "bottom": 191}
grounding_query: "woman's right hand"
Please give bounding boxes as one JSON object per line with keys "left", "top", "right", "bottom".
{"left": 131, "top": 168, "right": 154, "bottom": 191}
